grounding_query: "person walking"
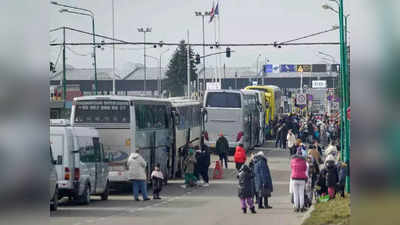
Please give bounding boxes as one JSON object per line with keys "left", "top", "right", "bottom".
{"left": 237, "top": 164, "right": 257, "bottom": 214}
{"left": 275, "top": 124, "right": 282, "bottom": 149}
{"left": 182, "top": 148, "right": 197, "bottom": 188}
{"left": 290, "top": 149, "right": 308, "bottom": 212}
{"left": 308, "top": 144, "right": 322, "bottom": 165}
{"left": 234, "top": 140, "right": 247, "bottom": 171}
{"left": 253, "top": 151, "right": 273, "bottom": 209}
{"left": 337, "top": 161, "right": 348, "bottom": 198}
{"left": 287, "top": 129, "right": 297, "bottom": 156}
{"left": 151, "top": 163, "right": 164, "bottom": 200}
{"left": 127, "top": 152, "right": 150, "bottom": 201}
{"left": 280, "top": 123, "right": 288, "bottom": 150}
{"left": 216, "top": 133, "right": 229, "bottom": 169}
{"left": 196, "top": 144, "right": 211, "bottom": 187}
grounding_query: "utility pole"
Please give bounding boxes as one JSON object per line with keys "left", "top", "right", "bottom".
{"left": 187, "top": 30, "right": 191, "bottom": 98}
{"left": 62, "top": 27, "right": 66, "bottom": 107}
{"left": 138, "top": 27, "right": 152, "bottom": 94}
{"left": 195, "top": 11, "right": 211, "bottom": 95}
{"left": 112, "top": 0, "right": 116, "bottom": 95}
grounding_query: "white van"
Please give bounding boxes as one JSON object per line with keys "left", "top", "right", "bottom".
{"left": 50, "top": 119, "right": 110, "bottom": 205}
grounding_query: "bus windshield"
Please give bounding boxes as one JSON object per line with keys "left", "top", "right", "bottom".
{"left": 206, "top": 92, "right": 241, "bottom": 108}
{"left": 74, "top": 100, "right": 130, "bottom": 123}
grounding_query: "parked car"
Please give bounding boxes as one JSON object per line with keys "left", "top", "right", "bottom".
{"left": 50, "top": 146, "right": 58, "bottom": 211}
{"left": 50, "top": 119, "right": 110, "bottom": 205}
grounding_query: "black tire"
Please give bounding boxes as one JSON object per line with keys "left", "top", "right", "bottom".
{"left": 80, "top": 184, "right": 91, "bottom": 205}
{"left": 50, "top": 187, "right": 58, "bottom": 211}
{"left": 101, "top": 182, "right": 110, "bottom": 201}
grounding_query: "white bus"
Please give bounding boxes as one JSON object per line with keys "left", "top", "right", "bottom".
{"left": 71, "top": 96, "right": 173, "bottom": 186}
{"left": 203, "top": 90, "right": 259, "bottom": 153}
{"left": 168, "top": 98, "right": 202, "bottom": 178}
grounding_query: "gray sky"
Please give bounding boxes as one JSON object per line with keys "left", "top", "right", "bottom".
{"left": 50, "top": 0, "right": 345, "bottom": 71}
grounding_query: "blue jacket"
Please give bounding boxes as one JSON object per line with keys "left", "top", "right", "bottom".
{"left": 253, "top": 155, "right": 273, "bottom": 194}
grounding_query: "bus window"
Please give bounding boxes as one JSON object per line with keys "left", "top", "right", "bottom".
{"left": 206, "top": 92, "right": 241, "bottom": 108}
{"left": 74, "top": 100, "right": 130, "bottom": 123}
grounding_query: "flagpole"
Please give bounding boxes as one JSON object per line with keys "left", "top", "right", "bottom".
{"left": 218, "top": 6, "right": 222, "bottom": 88}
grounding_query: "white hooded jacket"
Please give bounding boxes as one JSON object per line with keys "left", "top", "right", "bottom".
{"left": 127, "top": 152, "right": 147, "bottom": 181}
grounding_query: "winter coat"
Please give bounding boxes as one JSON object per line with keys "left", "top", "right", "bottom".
{"left": 287, "top": 133, "right": 297, "bottom": 148}
{"left": 216, "top": 136, "right": 229, "bottom": 155}
{"left": 127, "top": 153, "right": 147, "bottom": 181}
{"left": 234, "top": 145, "right": 247, "bottom": 163}
{"left": 196, "top": 149, "right": 211, "bottom": 171}
{"left": 183, "top": 154, "right": 197, "bottom": 174}
{"left": 324, "top": 160, "right": 338, "bottom": 187}
{"left": 337, "top": 163, "right": 348, "bottom": 185}
{"left": 151, "top": 170, "right": 164, "bottom": 191}
{"left": 237, "top": 165, "right": 255, "bottom": 198}
{"left": 290, "top": 156, "right": 307, "bottom": 180}
{"left": 253, "top": 155, "right": 273, "bottom": 196}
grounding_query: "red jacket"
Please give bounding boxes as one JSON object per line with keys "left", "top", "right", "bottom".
{"left": 234, "top": 146, "right": 247, "bottom": 163}
{"left": 290, "top": 157, "right": 307, "bottom": 180}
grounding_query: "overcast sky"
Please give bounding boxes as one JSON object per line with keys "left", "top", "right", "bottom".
{"left": 50, "top": 0, "right": 346, "bottom": 71}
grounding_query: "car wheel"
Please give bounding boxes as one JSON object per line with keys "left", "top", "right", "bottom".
{"left": 101, "top": 182, "right": 109, "bottom": 201}
{"left": 50, "top": 187, "right": 58, "bottom": 211}
{"left": 80, "top": 184, "right": 91, "bottom": 205}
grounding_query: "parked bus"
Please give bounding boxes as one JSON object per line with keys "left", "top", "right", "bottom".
{"left": 168, "top": 98, "right": 202, "bottom": 178}
{"left": 245, "top": 85, "right": 282, "bottom": 124}
{"left": 203, "top": 90, "right": 259, "bottom": 153}
{"left": 243, "top": 89, "right": 266, "bottom": 146}
{"left": 71, "top": 96, "right": 173, "bottom": 186}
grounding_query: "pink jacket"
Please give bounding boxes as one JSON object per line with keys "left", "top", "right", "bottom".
{"left": 290, "top": 157, "right": 307, "bottom": 180}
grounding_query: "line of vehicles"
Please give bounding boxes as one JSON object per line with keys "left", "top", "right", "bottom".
{"left": 49, "top": 85, "right": 281, "bottom": 211}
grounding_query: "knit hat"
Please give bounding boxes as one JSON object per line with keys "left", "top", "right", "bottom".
{"left": 256, "top": 151, "right": 264, "bottom": 156}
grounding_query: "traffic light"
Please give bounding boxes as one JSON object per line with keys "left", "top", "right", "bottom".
{"left": 226, "top": 47, "right": 231, "bottom": 58}
{"left": 195, "top": 54, "right": 201, "bottom": 64}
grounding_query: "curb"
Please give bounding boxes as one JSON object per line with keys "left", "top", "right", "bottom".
{"left": 301, "top": 205, "right": 315, "bottom": 224}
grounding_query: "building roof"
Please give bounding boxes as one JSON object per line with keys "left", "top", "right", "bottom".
{"left": 50, "top": 66, "right": 338, "bottom": 81}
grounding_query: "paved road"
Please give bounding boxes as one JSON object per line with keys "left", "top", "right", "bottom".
{"left": 50, "top": 142, "right": 307, "bottom": 225}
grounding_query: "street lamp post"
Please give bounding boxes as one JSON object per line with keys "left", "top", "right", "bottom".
{"left": 51, "top": 2, "right": 98, "bottom": 95}
{"left": 256, "top": 54, "right": 261, "bottom": 85}
{"left": 323, "top": 0, "right": 350, "bottom": 192}
{"left": 138, "top": 27, "right": 152, "bottom": 95}
{"left": 263, "top": 57, "right": 269, "bottom": 85}
{"left": 195, "top": 11, "right": 211, "bottom": 95}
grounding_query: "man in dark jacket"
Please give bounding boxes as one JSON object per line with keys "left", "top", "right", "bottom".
{"left": 253, "top": 151, "right": 273, "bottom": 209}
{"left": 216, "top": 133, "right": 229, "bottom": 168}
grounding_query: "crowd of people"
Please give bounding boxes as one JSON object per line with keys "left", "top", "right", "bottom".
{"left": 124, "top": 112, "right": 348, "bottom": 215}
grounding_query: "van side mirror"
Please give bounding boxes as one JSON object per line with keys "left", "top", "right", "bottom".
{"left": 57, "top": 155, "right": 62, "bottom": 164}
{"left": 202, "top": 109, "right": 208, "bottom": 123}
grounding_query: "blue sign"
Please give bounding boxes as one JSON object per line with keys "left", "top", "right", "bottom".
{"left": 280, "top": 64, "right": 296, "bottom": 72}
{"left": 263, "top": 64, "right": 273, "bottom": 73}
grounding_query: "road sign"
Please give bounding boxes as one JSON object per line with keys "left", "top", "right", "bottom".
{"left": 272, "top": 64, "right": 280, "bottom": 73}
{"left": 312, "top": 64, "right": 328, "bottom": 72}
{"left": 206, "top": 82, "right": 221, "bottom": 90}
{"left": 297, "top": 64, "right": 312, "bottom": 72}
{"left": 280, "top": 64, "right": 296, "bottom": 72}
{"left": 296, "top": 93, "right": 307, "bottom": 105}
{"left": 263, "top": 64, "right": 273, "bottom": 73}
{"left": 312, "top": 80, "right": 327, "bottom": 88}
{"left": 297, "top": 65, "right": 303, "bottom": 72}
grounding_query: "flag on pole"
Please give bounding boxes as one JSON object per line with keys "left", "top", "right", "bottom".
{"left": 209, "top": 2, "right": 217, "bottom": 23}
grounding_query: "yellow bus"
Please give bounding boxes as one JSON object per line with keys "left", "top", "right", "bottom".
{"left": 244, "top": 85, "right": 282, "bottom": 125}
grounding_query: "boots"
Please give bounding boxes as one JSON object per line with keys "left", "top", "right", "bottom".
{"left": 242, "top": 208, "right": 247, "bottom": 214}
{"left": 258, "top": 196, "right": 265, "bottom": 209}
{"left": 250, "top": 207, "right": 256, "bottom": 214}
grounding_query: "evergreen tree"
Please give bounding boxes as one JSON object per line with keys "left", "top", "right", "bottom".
{"left": 165, "top": 40, "right": 198, "bottom": 97}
